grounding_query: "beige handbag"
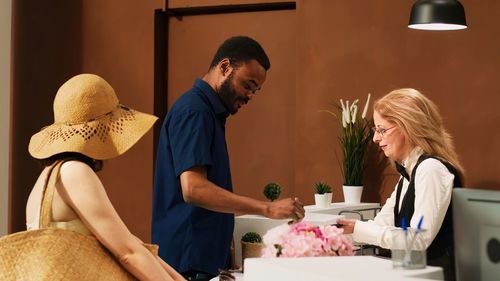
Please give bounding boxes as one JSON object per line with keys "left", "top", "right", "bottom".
{"left": 0, "top": 160, "right": 158, "bottom": 280}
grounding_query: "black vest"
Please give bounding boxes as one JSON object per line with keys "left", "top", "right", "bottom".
{"left": 394, "top": 155, "right": 462, "bottom": 280}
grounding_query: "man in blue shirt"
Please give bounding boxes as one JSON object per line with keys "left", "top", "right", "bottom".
{"left": 152, "top": 36, "right": 305, "bottom": 281}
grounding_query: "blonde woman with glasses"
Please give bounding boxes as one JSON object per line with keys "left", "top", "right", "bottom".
{"left": 338, "top": 88, "right": 464, "bottom": 281}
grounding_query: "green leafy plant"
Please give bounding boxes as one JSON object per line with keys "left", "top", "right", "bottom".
{"left": 263, "top": 182, "right": 281, "bottom": 202}
{"left": 313, "top": 182, "right": 332, "bottom": 194}
{"left": 241, "top": 232, "right": 263, "bottom": 243}
{"left": 322, "top": 93, "right": 374, "bottom": 186}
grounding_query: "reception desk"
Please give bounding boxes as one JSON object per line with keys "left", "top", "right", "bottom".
{"left": 212, "top": 256, "right": 443, "bottom": 281}
{"left": 245, "top": 256, "right": 443, "bottom": 281}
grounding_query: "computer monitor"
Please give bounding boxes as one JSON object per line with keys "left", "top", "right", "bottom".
{"left": 453, "top": 188, "right": 500, "bottom": 281}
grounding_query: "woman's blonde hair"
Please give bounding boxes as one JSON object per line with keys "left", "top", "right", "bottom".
{"left": 374, "top": 88, "right": 464, "bottom": 182}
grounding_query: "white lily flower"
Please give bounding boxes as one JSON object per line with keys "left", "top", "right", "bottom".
{"left": 351, "top": 99, "right": 359, "bottom": 110}
{"left": 350, "top": 99, "right": 359, "bottom": 124}
{"left": 340, "top": 99, "right": 346, "bottom": 112}
{"left": 345, "top": 100, "right": 351, "bottom": 124}
{"left": 361, "top": 93, "right": 371, "bottom": 119}
{"left": 340, "top": 99, "right": 348, "bottom": 127}
{"left": 351, "top": 105, "right": 358, "bottom": 124}
{"left": 343, "top": 109, "right": 349, "bottom": 126}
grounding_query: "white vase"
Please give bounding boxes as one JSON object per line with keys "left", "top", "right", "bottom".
{"left": 342, "top": 185, "right": 363, "bottom": 204}
{"left": 314, "top": 193, "right": 332, "bottom": 208}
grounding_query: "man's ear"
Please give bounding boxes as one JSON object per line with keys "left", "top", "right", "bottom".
{"left": 218, "top": 58, "right": 233, "bottom": 78}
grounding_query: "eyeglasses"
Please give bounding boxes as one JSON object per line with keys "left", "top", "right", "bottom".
{"left": 372, "top": 126, "right": 396, "bottom": 137}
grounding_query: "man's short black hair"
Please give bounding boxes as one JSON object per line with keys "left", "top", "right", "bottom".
{"left": 209, "top": 36, "right": 271, "bottom": 70}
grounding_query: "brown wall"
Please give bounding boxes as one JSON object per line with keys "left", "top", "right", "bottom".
{"left": 167, "top": 6, "right": 297, "bottom": 203}
{"left": 79, "top": 0, "right": 162, "bottom": 242}
{"left": 11, "top": 0, "right": 83, "bottom": 234}
{"left": 10, "top": 0, "right": 162, "bottom": 241}
{"left": 295, "top": 0, "right": 500, "bottom": 204}
{"left": 10, "top": 0, "right": 500, "bottom": 239}
{"left": 166, "top": 0, "right": 500, "bottom": 207}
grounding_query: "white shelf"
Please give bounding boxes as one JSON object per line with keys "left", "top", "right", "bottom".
{"left": 305, "top": 202, "right": 380, "bottom": 220}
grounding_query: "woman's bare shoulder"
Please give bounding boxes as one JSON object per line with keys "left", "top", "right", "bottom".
{"left": 60, "top": 160, "right": 94, "bottom": 173}
{"left": 58, "top": 160, "right": 104, "bottom": 193}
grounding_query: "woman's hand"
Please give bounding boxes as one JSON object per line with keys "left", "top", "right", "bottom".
{"left": 336, "top": 219, "right": 358, "bottom": 234}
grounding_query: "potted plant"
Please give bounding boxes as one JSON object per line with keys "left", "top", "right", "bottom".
{"left": 323, "top": 93, "right": 374, "bottom": 203}
{"left": 313, "top": 182, "right": 332, "bottom": 208}
{"left": 240, "top": 232, "right": 263, "bottom": 271}
{"left": 263, "top": 182, "right": 281, "bottom": 202}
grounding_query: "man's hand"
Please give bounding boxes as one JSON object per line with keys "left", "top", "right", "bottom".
{"left": 181, "top": 167, "right": 306, "bottom": 219}
{"left": 336, "top": 218, "right": 357, "bottom": 234}
{"left": 265, "top": 197, "right": 305, "bottom": 221}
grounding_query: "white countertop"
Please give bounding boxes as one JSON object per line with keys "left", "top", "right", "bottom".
{"left": 211, "top": 256, "right": 443, "bottom": 281}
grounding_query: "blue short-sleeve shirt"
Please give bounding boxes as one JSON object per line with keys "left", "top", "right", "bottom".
{"left": 152, "top": 79, "right": 234, "bottom": 276}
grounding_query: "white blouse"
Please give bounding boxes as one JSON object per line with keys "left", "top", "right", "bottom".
{"left": 352, "top": 147, "right": 455, "bottom": 250}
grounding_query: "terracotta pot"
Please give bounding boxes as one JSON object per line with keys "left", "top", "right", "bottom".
{"left": 241, "top": 241, "right": 263, "bottom": 271}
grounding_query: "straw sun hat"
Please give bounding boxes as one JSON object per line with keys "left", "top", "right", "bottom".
{"left": 29, "top": 74, "right": 158, "bottom": 160}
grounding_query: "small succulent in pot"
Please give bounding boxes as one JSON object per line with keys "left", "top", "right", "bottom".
{"left": 314, "top": 182, "right": 333, "bottom": 208}
{"left": 241, "top": 231, "right": 264, "bottom": 271}
{"left": 241, "top": 232, "right": 263, "bottom": 244}
{"left": 263, "top": 182, "right": 281, "bottom": 202}
{"left": 314, "top": 182, "right": 332, "bottom": 194}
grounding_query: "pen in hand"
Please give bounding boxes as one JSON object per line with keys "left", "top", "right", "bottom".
{"left": 334, "top": 219, "right": 356, "bottom": 234}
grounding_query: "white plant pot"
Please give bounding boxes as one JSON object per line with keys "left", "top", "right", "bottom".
{"left": 314, "top": 193, "right": 332, "bottom": 208}
{"left": 324, "top": 192, "right": 332, "bottom": 205}
{"left": 342, "top": 185, "right": 363, "bottom": 204}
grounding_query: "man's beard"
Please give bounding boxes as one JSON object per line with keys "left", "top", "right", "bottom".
{"left": 219, "top": 73, "right": 240, "bottom": 115}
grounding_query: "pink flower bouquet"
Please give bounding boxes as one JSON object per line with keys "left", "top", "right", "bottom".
{"left": 262, "top": 221, "right": 355, "bottom": 257}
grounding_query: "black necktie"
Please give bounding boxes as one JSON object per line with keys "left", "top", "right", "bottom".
{"left": 395, "top": 162, "right": 410, "bottom": 181}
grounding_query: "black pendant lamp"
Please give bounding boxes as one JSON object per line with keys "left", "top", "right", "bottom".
{"left": 408, "top": 0, "right": 467, "bottom": 30}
